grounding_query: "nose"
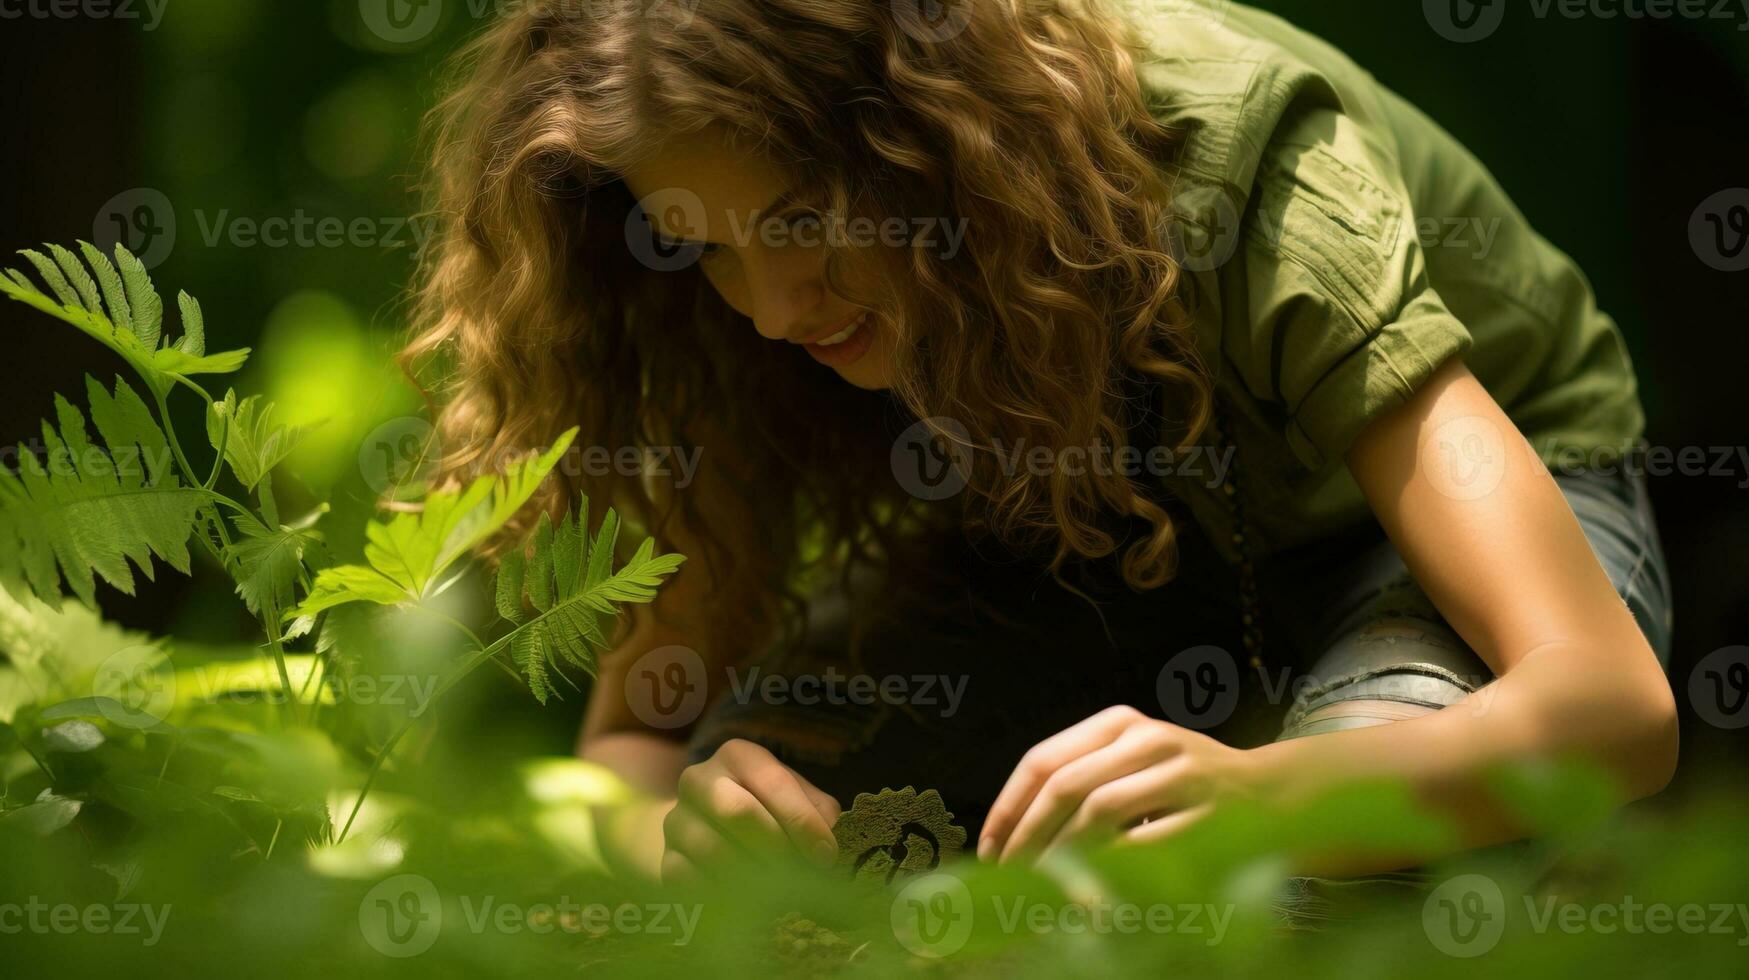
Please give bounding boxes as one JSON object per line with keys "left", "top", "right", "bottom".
{"left": 742, "top": 249, "right": 826, "bottom": 343}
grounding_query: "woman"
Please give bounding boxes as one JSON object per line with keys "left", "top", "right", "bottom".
{"left": 403, "top": 0, "right": 1677, "bottom": 886}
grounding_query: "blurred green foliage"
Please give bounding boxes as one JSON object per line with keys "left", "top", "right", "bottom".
{"left": 0, "top": 1, "right": 1742, "bottom": 975}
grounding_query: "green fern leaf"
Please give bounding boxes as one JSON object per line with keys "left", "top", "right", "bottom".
{"left": 0, "top": 242, "right": 248, "bottom": 398}
{"left": 77, "top": 241, "right": 131, "bottom": 331}
{"left": 17, "top": 249, "right": 81, "bottom": 309}
{"left": 494, "top": 548, "right": 526, "bottom": 624}
{"left": 222, "top": 520, "right": 321, "bottom": 618}
{"left": 511, "top": 629, "right": 554, "bottom": 705}
{"left": 113, "top": 245, "right": 162, "bottom": 351}
{"left": 526, "top": 513, "right": 554, "bottom": 612}
{"left": 176, "top": 290, "right": 204, "bottom": 356}
{"left": 489, "top": 494, "right": 685, "bottom": 702}
{"left": 0, "top": 376, "right": 207, "bottom": 609}
{"left": 283, "top": 427, "right": 578, "bottom": 623}
{"left": 205, "top": 389, "right": 308, "bottom": 490}
{"left": 47, "top": 244, "right": 101, "bottom": 314}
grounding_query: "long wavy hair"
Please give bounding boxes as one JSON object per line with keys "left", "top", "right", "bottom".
{"left": 402, "top": 0, "right": 1213, "bottom": 663}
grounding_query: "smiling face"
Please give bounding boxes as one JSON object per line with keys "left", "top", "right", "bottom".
{"left": 622, "top": 127, "right": 900, "bottom": 391}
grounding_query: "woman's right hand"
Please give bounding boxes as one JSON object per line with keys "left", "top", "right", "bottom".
{"left": 660, "top": 738, "right": 842, "bottom": 881}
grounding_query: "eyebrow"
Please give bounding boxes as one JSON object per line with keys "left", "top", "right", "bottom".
{"left": 662, "top": 187, "right": 799, "bottom": 247}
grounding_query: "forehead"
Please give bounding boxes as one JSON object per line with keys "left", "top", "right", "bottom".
{"left": 620, "top": 127, "right": 789, "bottom": 237}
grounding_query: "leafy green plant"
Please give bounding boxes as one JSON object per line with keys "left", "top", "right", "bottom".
{"left": 0, "top": 241, "right": 684, "bottom": 850}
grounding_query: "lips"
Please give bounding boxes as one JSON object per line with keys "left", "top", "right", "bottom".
{"left": 798, "top": 311, "right": 866, "bottom": 345}
{"left": 803, "top": 310, "right": 875, "bottom": 368}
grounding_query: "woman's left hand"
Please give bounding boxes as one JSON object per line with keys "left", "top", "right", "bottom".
{"left": 979, "top": 705, "right": 1257, "bottom": 865}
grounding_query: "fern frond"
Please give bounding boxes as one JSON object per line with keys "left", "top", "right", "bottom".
{"left": 222, "top": 520, "right": 321, "bottom": 618}
{"left": 206, "top": 389, "right": 309, "bottom": 491}
{"left": 491, "top": 498, "right": 685, "bottom": 703}
{"left": 0, "top": 242, "right": 248, "bottom": 397}
{"left": 284, "top": 428, "right": 579, "bottom": 624}
{"left": 0, "top": 376, "right": 208, "bottom": 609}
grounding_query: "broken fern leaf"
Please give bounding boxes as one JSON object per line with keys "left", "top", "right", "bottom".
{"left": 494, "top": 501, "right": 684, "bottom": 703}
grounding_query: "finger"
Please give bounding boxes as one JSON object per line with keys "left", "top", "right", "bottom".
{"left": 1041, "top": 759, "right": 1190, "bottom": 859}
{"left": 661, "top": 848, "right": 701, "bottom": 885}
{"left": 724, "top": 745, "right": 840, "bottom": 865}
{"left": 981, "top": 706, "right": 1144, "bottom": 860}
{"left": 795, "top": 771, "right": 843, "bottom": 824}
{"left": 664, "top": 803, "right": 733, "bottom": 870}
{"left": 1119, "top": 803, "right": 1213, "bottom": 846}
{"left": 998, "top": 727, "right": 1173, "bottom": 864}
{"left": 680, "top": 765, "right": 788, "bottom": 853}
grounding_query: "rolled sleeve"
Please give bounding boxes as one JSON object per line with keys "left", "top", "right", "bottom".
{"left": 1286, "top": 285, "right": 1474, "bottom": 469}
{"left": 1222, "top": 106, "right": 1476, "bottom": 470}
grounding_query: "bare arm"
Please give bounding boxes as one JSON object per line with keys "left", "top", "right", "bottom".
{"left": 1243, "top": 357, "right": 1678, "bottom": 867}
{"left": 980, "top": 358, "right": 1678, "bottom": 871}
{"left": 577, "top": 498, "right": 839, "bottom": 880}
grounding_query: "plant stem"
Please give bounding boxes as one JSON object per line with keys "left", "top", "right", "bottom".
{"left": 261, "top": 597, "right": 299, "bottom": 728}
{"left": 152, "top": 387, "right": 202, "bottom": 491}
{"left": 337, "top": 630, "right": 517, "bottom": 844}
{"left": 205, "top": 412, "right": 230, "bottom": 489}
{"left": 151, "top": 387, "right": 299, "bottom": 727}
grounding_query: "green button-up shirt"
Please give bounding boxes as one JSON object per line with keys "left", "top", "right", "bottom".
{"left": 1132, "top": 0, "right": 1645, "bottom": 562}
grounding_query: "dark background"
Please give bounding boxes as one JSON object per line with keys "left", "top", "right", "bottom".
{"left": 1, "top": 1, "right": 1744, "bottom": 792}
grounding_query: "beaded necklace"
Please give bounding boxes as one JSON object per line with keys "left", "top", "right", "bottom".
{"left": 1201, "top": 402, "right": 1265, "bottom": 670}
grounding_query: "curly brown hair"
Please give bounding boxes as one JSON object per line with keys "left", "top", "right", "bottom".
{"left": 402, "top": 0, "right": 1212, "bottom": 664}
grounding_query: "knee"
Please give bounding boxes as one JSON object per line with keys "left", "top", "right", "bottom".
{"left": 1276, "top": 615, "right": 1492, "bottom": 742}
{"left": 1276, "top": 697, "right": 1445, "bottom": 741}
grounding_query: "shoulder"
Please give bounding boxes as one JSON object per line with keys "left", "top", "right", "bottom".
{"left": 1128, "top": 3, "right": 1393, "bottom": 188}
{"left": 1128, "top": 3, "right": 1475, "bottom": 468}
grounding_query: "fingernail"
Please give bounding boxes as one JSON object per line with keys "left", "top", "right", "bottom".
{"left": 815, "top": 840, "right": 837, "bottom": 866}
{"left": 977, "top": 837, "right": 993, "bottom": 862}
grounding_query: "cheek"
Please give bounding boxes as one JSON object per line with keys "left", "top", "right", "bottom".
{"left": 701, "top": 264, "right": 750, "bottom": 316}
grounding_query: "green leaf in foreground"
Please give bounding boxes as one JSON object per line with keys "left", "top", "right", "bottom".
{"left": 285, "top": 428, "right": 579, "bottom": 624}
{"left": 206, "top": 389, "right": 311, "bottom": 491}
{"left": 1, "top": 243, "right": 250, "bottom": 398}
{"left": 0, "top": 376, "right": 208, "bottom": 608}
{"left": 495, "top": 498, "right": 685, "bottom": 703}
{"left": 222, "top": 519, "right": 322, "bottom": 617}
{"left": 40, "top": 696, "right": 176, "bottom": 734}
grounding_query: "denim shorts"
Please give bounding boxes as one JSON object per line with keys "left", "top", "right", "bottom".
{"left": 684, "top": 465, "right": 1673, "bottom": 854}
